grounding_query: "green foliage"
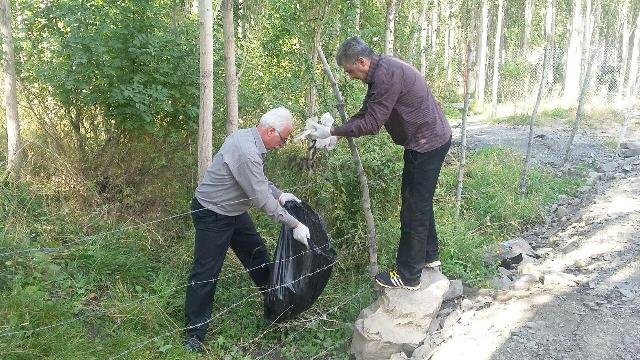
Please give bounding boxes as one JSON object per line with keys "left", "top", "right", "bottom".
{"left": 0, "top": 140, "right": 585, "bottom": 358}
{"left": 15, "top": 0, "right": 200, "bottom": 136}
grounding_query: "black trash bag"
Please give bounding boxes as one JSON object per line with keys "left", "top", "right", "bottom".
{"left": 263, "top": 201, "right": 337, "bottom": 323}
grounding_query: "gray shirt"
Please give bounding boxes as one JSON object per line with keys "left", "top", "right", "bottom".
{"left": 195, "top": 127, "right": 298, "bottom": 228}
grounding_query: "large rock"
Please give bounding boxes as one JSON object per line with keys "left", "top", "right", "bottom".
{"left": 499, "top": 238, "right": 536, "bottom": 260}
{"left": 620, "top": 141, "right": 640, "bottom": 150}
{"left": 351, "top": 269, "right": 450, "bottom": 360}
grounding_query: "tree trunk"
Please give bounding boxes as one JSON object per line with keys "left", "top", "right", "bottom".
{"left": 355, "top": 0, "right": 361, "bottom": 33}
{"left": 1, "top": 0, "right": 23, "bottom": 180}
{"left": 523, "top": 0, "right": 534, "bottom": 53}
{"left": 563, "top": 0, "right": 583, "bottom": 104}
{"left": 198, "top": 0, "right": 214, "bottom": 182}
{"left": 456, "top": 43, "right": 472, "bottom": 220}
{"left": 619, "top": 107, "right": 633, "bottom": 145}
{"left": 444, "top": 0, "right": 452, "bottom": 81}
{"left": 617, "top": 0, "right": 630, "bottom": 102}
{"left": 625, "top": 10, "right": 640, "bottom": 103}
{"left": 305, "top": 26, "right": 322, "bottom": 168}
{"left": 419, "top": 0, "right": 429, "bottom": 76}
{"left": 563, "top": 6, "right": 600, "bottom": 166}
{"left": 491, "top": 0, "right": 504, "bottom": 118}
{"left": 223, "top": 0, "right": 239, "bottom": 135}
{"left": 431, "top": 0, "right": 439, "bottom": 52}
{"left": 317, "top": 45, "right": 379, "bottom": 276}
{"left": 384, "top": 0, "right": 399, "bottom": 55}
{"left": 579, "top": 0, "right": 593, "bottom": 84}
{"left": 520, "top": 0, "right": 554, "bottom": 197}
{"left": 476, "top": 0, "right": 489, "bottom": 105}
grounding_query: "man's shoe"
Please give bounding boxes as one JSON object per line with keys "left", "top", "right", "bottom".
{"left": 425, "top": 260, "right": 441, "bottom": 270}
{"left": 375, "top": 270, "right": 420, "bottom": 290}
{"left": 184, "top": 336, "right": 205, "bottom": 354}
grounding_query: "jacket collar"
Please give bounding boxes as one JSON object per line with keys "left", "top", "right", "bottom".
{"left": 251, "top": 127, "right": 267, "bottom": 155}
{"left": 365, "top": 54, "right": 381, "bottom": 84}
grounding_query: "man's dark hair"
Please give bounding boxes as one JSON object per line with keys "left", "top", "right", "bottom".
{"left": 335, "top": 37, "right": 374, "bottom": 66}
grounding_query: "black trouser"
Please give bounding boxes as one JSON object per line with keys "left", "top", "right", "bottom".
{"left": 184, "top": 198, "right": 271, "bottom": 341}
{"left": 397, "top": 138, "right": 451, "bottom": 284}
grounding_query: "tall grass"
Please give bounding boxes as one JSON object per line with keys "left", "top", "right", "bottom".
{"left": 0, "top": 137, "right": 584, "bottom": 359}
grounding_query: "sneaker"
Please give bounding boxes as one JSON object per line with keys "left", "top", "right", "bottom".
{"left": 375, "top": 270, "right": 420, "bottom": 290}
{"left": 184, "top": 336, "right": 205, "bottom": 354}
{"left": 425, "top": 260, "right": 441, "bottom": 269}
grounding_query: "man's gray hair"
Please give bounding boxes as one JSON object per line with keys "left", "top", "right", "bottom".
{"left": 260, "top": 107, "right": 294, "bottom": 132}
{"left": 335, "top": 37, "right": 374, "bottom": 66}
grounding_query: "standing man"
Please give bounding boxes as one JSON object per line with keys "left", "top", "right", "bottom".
{"left": 184, "top": 107, "right": 311, "bottom": 353}
{"left": 309, "top": 37, "right": 452, "bottom": 290}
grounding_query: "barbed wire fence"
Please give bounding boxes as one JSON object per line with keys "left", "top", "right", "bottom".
{"left": 0, "top": 139, "right": 404, "bottom": 358}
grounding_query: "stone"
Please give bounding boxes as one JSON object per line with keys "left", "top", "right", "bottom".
{"left": 498, "top": 267, "right": 513, "bottom": 278}
{"left": 511, "top": 274, "right": 539, "bottom": 290}
{"left": 561, "top": 239, "right": 580, "bottom": 254}
{"left": 518, "top": 263, "right": 542, "bottom": 281}
{"left": 490, "top": 275, "right": 512, "bottom": 290}
{"left": 443, "top": 280, "right": 464, "bottom": 301}
{"left": 621, "top": 149, "right": 640, "bottom": 158}
{"left": 620, "top": 141, "right": 640, "bottom": 150}
{"left": 351, "top": 269, "right": 450, "bottom": 360}
{"left": 556, "top": 206, "right": 570, "bottom": 218}
{"left": 442, "top": 309, "right": 462, "bottom": 329}
{"left": 461, "top": 299, "right": 474, "bottom": 312}
{"left": 389, "top": 353, "right": 409, "bottom": 360}
{"left": 542, "top": 272, "right": 578, "bottom": 288}
{"left": 598, "top": 161, "right": 619, "bottom": 173}
{"left": 500, "top": 238, "right": 537, "bottom": 260}
{"left": 411, "top": 343, "right": 433, "bottom": 360}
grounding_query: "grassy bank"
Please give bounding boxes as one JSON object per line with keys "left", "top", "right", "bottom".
{"left": 0, "top": 135, "right": 584, "bottom": 359}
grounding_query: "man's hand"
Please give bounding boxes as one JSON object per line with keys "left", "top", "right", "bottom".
{"left": 278, "top": 192, "right": 301, "bottom": 206}
{"left": 315, "top": 136, "right": 338, "bottom": 150}
{"left": 308, "top": 122, "right": 332, "bottom": 140}
{"left": 292, "top": 223, "right": 310, "bottom": 248}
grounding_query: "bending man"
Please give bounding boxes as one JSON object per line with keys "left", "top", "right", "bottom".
{"left": 184, "top": 107, "right": 310, "bottom": 353}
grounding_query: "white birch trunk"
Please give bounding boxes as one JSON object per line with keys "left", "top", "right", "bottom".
{"left": 1, "top": 0, "right": 23, "bottom": 180}
{"left": 384, "top": 0, "right": 399, "bottom": 55}
{"left": 563, "top": 0, "right": 583, "bottom": 104}
{"left": 625, "top": 10, "right": 640, "bottom": 103}
{"left": 617, "top": 1, "right": 630, "bottom": 102}
{"left": 431, "top": 0, "right": 439, "bottom": 52}
{"left": 198, "top": 0, "right": 214, "bottom": 182}
{"left": 419, "top": 0, "right": 429, "bottom": 76}
{"left": 456, "top": 44, "right": 472, "bottom": 220}
{"left": 223, "top": 0, "right": 239, "bottom": 135}
{"left": 355, "top": 0, "right": 361, "bottom": 33}
{"left": 524, "top": 0, "right": 534, "bottom": 53}
{"left": 476, "top": 0, "right": 489, "bottom": 105}
{"left": 443, "top": 1, "right": 451, "bottom": 81}
{"left": 520, "top": 0, "right": 554, "bottom": 197}
{"left": 447, "top": 25, "right": 456, "bottom": 81}
{"left": 491, "top": 0, "right": 504, "bottom": 118}
{"left": 564, "top": 7, "right": 600, "bottom": 166}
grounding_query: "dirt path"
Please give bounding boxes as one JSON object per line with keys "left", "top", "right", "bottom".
{"left": 427, "top": 125, "right": 640, "bottom": 360}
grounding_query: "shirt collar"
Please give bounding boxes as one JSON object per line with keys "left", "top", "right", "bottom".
{"left": 365, "top": 54, "right": 381, "bottom": 84}
{"left": 251, "top": 126, "right": 267, "bottom": 155}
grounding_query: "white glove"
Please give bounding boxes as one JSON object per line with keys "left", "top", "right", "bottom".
{"left": 278, "top": 192, "right": 301, "bottom": 206}
{"left": 292, "top": 223, "right": 310, "bottom": 248}
{"left": 308, "top": 122, "right": 332, "bottom": 140}
{"left": 315, "top": 136, "right": 338, "bottom": 150}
